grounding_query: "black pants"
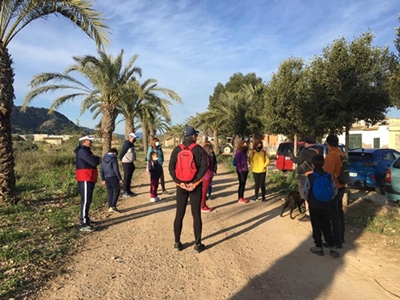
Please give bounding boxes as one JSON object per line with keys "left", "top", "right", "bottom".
{"left": 237, "top": 170, "right": 249, "bottom": 199}
{"left": 253, "top": 172, "right": 266, "bottom": 199}
{"left": 122, "top": 162, "right": 135, "bottom": 194}
{"left": 336, "top": 187, "right": 346, "bottom": 241}
{"left": 160, "top": 167, "right": 166, "bottom": 191}
{"left": 105, "top": 176, "right": 120, "bottom": 208}
{"left": 78, "top": 181, "right": 96, "bottom": 226}
{"left": 309, "top": 207, "right": 334, "bottom": 247}
{"left": 174, "top": 184, "right": 203, "bottom": 245}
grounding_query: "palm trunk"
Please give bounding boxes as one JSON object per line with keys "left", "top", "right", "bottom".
{"left": 142, "top": 121, "right": 148, "bottom": 154}
{"left": 101, "top": 107, "right": 115, "bottom": 156}
{"left": 0, "top": 44, "right": 16, "bottom": 204}
{"left": 213, "top": 130, "right": 219, "bottom": 153}
{"left": 124, "top": 115, "right": 135, "bottom": 138}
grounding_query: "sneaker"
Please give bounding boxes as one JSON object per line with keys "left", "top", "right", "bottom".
{"left": 310, "top": 246, "right": 324, "bottom": 256}
{"left": 112, "top": 207, "right": 120, "bottom": 213}
{"left": 194, "top": 243, "right": 206, "bottom": 253}
{"left": 79, "top": 225, "right": 94, "bottom": 232}
{"left": 122, "top": 193, "right": 131, "bottom": 197}
{"left": 299, "top": 215, "right": 311, "bottom": 222}
{"left": 108, "top": 207, "right": 114, "bottom": 212}
{"left": 155, "top": 196, "right": 161, "bottom": 202}
{"left": 238, "top": 198, "right": 249, "bottom": 204}
{"left": 201, "top": 206, "right": 213, "bottom": 212}
{"left": 250, "top": 196, "right": 258, "bottom": 201}
{"left": 87, "top": 219, "right": 97, "bottom": 226}
{"left": 150, "top": 197, "right": 156, "bottom": 202}
{"left": 174, "top": 242, "right": 183, "bottom": 251}
{"left": 329, "top": 247, "right": 340, "bottom": 258}
{"left": 162, "top": 190, "right": 171, "bottom": 195}
{"left": 261, "top": 198, "right": 266, "bottom": 202}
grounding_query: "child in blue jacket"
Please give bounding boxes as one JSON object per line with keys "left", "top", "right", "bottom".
{"left": 101, "top": 148, "right": 123, "bottom": 212}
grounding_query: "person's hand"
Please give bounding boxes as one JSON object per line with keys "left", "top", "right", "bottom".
{"left": 179, "top": 182, "right": 187, "bottom": 190}
{"left": 186, "top": 183, "right": 195, "bottom": 191}
{"left": 119, "top": 180, "right": 123, "bottom": 184}
{"left": 101, "top": 180, "right": 106, "bottom": 186}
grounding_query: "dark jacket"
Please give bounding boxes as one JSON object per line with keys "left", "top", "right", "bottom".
{"left": 147, "top": 160, "right": 162, "bottom": 180}
{"left": 289, "top": 145, "right": 319, "bottom": 175}
{"left": 75, "top": 144, "right": 100, "bottom": 182}
{"left": 119, "top": 140, "right": 136, "bottom": 163}
{"left": 304, "top": 167, "right": 338, "bottom": 210}
{"left": 100, "top": 153, "right": 122, "bottom": 181}
{"left": 169, "top": 140, "right": 208, "bottom": 184}
{"left": 234, "top": 150, "right": 248, "bottom": 172}
{"left": 146, "top": 146, "right": 164, "bottom": 165}
{"left": 210, "top": 151, "right": 217, "bottom": 173}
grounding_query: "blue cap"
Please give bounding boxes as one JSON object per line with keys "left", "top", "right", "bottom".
{"left": 182, "top": 126, "right": 199, "bottom": 136}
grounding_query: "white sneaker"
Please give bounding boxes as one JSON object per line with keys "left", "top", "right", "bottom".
{"left": 155, "top": 196, "right": 161, "bottom": 202}
{"left": 150, "top": 197, "right": 156, "bottom": 202}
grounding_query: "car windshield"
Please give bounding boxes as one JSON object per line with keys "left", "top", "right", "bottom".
{"left": 348, "top": 152, "right": 373, "bottom": 161}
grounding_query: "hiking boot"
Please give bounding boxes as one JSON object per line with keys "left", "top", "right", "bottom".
{"left": 201, "top": 206, "right": 213, "bottom": 212}
{"left": 80, "top": 225, "right": 94, "bottom": 232}
{"left": 238, "top": 198, "right": 249, "bottom": 204}
{"left": 174, "top": 242, "right": 183, "bottom": 251}
{"left": 194, "top": 243, "right": 206, "bottom": 253}
{"left": 329, "top": 247, "right": 340, "bottom": 258}
{"left": 310, "top": 246, "right": 324, "bottom": 256}
{"left": 322, "top": 242, "right": 342, "bottom": 249}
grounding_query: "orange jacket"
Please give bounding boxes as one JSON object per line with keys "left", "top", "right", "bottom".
{"left": 324, "top": 147, "right": 346, "bottom": 189}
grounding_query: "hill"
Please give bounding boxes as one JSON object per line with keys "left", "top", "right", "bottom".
{"left": 11, "top": 106, "right": 90, "bottom": 134}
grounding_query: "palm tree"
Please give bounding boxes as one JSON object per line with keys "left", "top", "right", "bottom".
{"left": 117, "top": 78, "right": 181, "bottom": 152}
{"left": 0, "top": 1, "right": 109, "bottom": 204}
{"left": 24, "top": 50, "right": 142, "bottom": 155}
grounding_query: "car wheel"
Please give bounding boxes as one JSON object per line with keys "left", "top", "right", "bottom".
{"left": 375, "top": 178, "right": 385, "bottom": 195}
{"left": 222, "top": 145, "right": 233, "bottom": 154}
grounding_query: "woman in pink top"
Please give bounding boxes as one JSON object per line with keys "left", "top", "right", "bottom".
{"left": 201, "top": 143, "right": 215, "bottom": 212}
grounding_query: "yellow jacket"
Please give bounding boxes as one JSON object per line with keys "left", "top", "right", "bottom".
{"left": 249, "top": 150, "right": 270, "bottom": 173}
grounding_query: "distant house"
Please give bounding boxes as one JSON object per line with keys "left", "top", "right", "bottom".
{"left": 32, "top": 134, "right": 72, "bottom": 145}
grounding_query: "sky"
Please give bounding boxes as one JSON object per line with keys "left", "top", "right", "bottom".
{"left": 9, "top": 0, "right": 400, "bottom": 134}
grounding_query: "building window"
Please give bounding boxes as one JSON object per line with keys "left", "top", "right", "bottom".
{"left": 349, "top": 134, "right": 362, "bottom": 149}
{"left": 373, "top": 138, "right": 380, "bottom": 148}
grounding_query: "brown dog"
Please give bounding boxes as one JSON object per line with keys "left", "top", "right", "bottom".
{"left": 280, "top": 191, "right": 305, "bottom": 219}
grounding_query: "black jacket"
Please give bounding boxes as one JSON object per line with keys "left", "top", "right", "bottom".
{"left": 289, "top": 145, "right": 319, "bottom": 175}
{"left": 168, "top": 140, "right": 208, "bottom": 184}
{"left": 100, "top": 153, "right": 122, "bottom": 181}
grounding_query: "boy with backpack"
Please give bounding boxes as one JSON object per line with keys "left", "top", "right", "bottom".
{"left": 168, "top": 127, "right": 208, "bottom": 253}
{"left": 304, "top": 154, "right": 340, "bottom": 258}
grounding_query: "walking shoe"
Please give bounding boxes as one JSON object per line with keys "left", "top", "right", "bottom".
{"left": 261, "top": 198, "right": 266, "bottom": 202}
{"left": 79, "top": 225, "right": 94, "bottom": 232}
{"left": 155, "top": 196, "right": 161, "bottom": 202}
{"left": 238, "top": 198, "right": 249, "bottom": 204}
{"left": 174, "top": 242, "right": 183, "bottom": 251}
{"left": 201, "top": 206, "right": 213, "bottom": 212}
{"left": 250, "top": 196, "right": 258, "bottom": 201}
{"left": 329, "top": 247, "right": 340, "bottom": 258}
{"left": 310, "top": 246, "right": 324, "bottom": 256}
{"left": 194, "top": 243, "right": 206, "bottom": 253}
{"left": 87, "top": 219, "right": 97, "bottom": 226}
{"left": 108, "top": 207, "right": 114, "bottom": 212}
{"left": 122, "top": 192, "right": 131, "bottom": 197}
{"left": 112, "top": 207, "right": 120, "bottom": 213}
{"left": 162, "top": 190, "right": 171, "bottom": 195}
{"left": 299, "top": 214, "right": 311, "bottom": 222}
{"left": 150, "top": 197, "right": 156, "bottom": 202}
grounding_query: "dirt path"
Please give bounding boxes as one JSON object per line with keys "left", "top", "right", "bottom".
{"left": 32, "top": 148, "right": 400, "bottom": 300}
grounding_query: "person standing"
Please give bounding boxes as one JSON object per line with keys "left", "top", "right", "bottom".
{"left": 147, "top": 151, "right": 163, "bottom": 202}
{"left": 100, "top": 148, "right": 123, "bottom": 213}
{"left": 201, "top": 143, "right": 215, "bottom": 212}
{"left": 234, "top": 140, "right": 250, "bottom": 203}
{"left": 203, "top": 140, "right": 217, "bottom": 199}
{"left": 249, "top": 139, "right": 270, "bottom": 202}
{"left": 75, "top": 135, "right": 100, "bottom": 232}
{"left": 146, "top": 137, "right": 170, "bottom": 194}
{"left": 119, "top": 132, "right": 137, "bottom": 197}
{"left": 324, "top": 134, "right": 346, "bottom": 246}
{"left": 169, "top": 126, "right": 208, "bottom": 253}
{"left": 288, "top": 136, "right": 319, "bottom": 221}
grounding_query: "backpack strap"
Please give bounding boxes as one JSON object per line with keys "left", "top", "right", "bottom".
{"left": 179, "top": 144, "right": 185, "bottom": 150}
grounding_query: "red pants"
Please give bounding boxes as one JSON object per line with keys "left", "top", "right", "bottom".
{"left": 150, "top": 178, "right": 159, "bottom": 197}
{"left": 201, "top": 179, "right": 211, "bottom": 208}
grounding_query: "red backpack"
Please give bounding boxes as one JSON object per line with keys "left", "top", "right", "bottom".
{"left": 175, "top": 143, "right": 198, "bottom": 182}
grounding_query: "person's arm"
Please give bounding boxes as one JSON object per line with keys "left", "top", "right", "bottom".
{"left": 289, "top": 148, "right": 308, "bottom": 164}
{"left": 112, "top": 158, "right": 122, "bottom": 180}
{"left": 159, "top": 148, "right": 164, "bottom": 165}
{"left": 249, "top": 151, "right": 254, "bottom": 168}
{"left": 119, "top": 141, "right": 129, "bottom": 160}
{"left": 81, "top": 149, "right": 100, "bottom": 167}
{"left": 304, "top": 176, "right": 311, "bottom": 200}
{"left": 100, "top": 160, "right": 105, "bottom": 181}
{"left": 324, "top": 153, "right": 337, "bottom": 176}
{"left": 146, "top": 147, "right": 152, "bottom": 161}
{"left": 193, "top": 146, "right": 208, "bottom": 183}
{"left": 331, "top": 175, "right": 338, "bottom": 198}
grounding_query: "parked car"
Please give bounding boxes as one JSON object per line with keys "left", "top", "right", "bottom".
{"left": 384, "top": 157, "right": 400, "bottom": 206}
{"left": 275, "top": 141, "right": 304, "bottom": 171}
{"left": 348, "top": 148, "right": 400, "bottom": 194}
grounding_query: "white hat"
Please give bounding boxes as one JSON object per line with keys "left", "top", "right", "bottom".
{"left": 128, "top": 133, "right": 137, "bottom": 138}
{"left": 79, "top": 135, "right": 95, "bottom": 142}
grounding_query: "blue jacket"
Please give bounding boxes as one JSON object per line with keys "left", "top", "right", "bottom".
{"left": 100, "top": 153, "right": 122, "bottom": 181}
{"left": 75, "top": 144, "right": 100, "bottom": 182}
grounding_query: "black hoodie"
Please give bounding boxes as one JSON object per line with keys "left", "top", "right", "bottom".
{"left": 100, "top": 153, "right": 122, "bottom": 181}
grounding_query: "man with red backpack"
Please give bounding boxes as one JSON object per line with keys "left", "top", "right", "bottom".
{"left": 169, "top": 126, "right": 208, "bottom": 253}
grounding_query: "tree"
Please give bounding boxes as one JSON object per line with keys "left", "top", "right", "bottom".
{"left": 0, "top": 1, "right": 109, "bottom": 204}
{"left": 24, "top": 50, "right": 141, "bottom": 155}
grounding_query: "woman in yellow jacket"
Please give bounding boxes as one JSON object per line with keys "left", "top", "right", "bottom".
{"left": 249, "top": 139, "right": 270, "bottom": 202}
